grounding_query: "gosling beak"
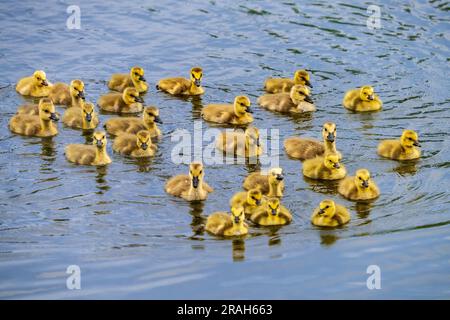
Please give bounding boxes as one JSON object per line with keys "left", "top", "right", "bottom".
{"left": 154, "top": 116, "right": 163, "bottom": 124}
{"left": 135, "top": 96, "right": 144, "bottom": 103}
{"left": 42, "top": 80, "right": 48, "bottom": 86}
{"left": 362, "top": 180, "right": 369, "bottom": 188}
{"left": 78, "top": 91, "right": 85, "bottom": 100}
{"left": 333, "top": 163, "right": 340, "bottom": 169}
{"left": 85, "top": 113, "right": 92, "bottom": 122}
{"left": 49, "top": 112, "right": 59, "bottom": 121}
{"left": 327, "top": 132, "right": 335, "bottom": 142}
{"left": 255, "top": 199, "right": 261, "bottom": 205}
{"left": 413, "top": 141, "right": 421, "bottom": 147}
{"left": 96, "top": 139, "right": 103, "bottom": 148}
{"left": 276, "top": 174, "right": 284, "bottom": 181}
{"left": 368, "top": 94, "right": 374, "bottom": 101}
{"left": 318, "top": 209, "right": 325, "bottom": 215}
{"left": 304, "top": 95, "right": 314, "bottom": 104}
{"left": 271, "top": 208, "right": 277, "bottom": 216}
{"left": 234, "top": 216, "right": 240, "bottom": 224}
{"left": 139, "top": 76, "right": 146, "bottom": 82}
{"left": 192, "top": 176, "right": 199, "bottom": 189}
{"left": 304, "top": 79, "right": 312, "bottom": 88}
{"left": 141, "top": 143, "right": 148, "bottom": 150}
{"left": 194, "top": 79, "right": 201, "bottom": 87}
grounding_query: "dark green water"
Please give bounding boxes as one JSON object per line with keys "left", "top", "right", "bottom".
{"left": 0, "top": 0, "right": 449, "bottom": 299}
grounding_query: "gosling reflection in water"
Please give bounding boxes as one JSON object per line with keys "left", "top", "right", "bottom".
{"left": 319, "top": 231, "right": 340, "bottom": 247}
{"left": 189, "top": 200, "right": 206, "bottom": 238}
{"left": 95, "top": 165, "right": 110, "bottom": 194}
{"left": 303, "top": 176, "right": 340, "bottom": 195}
{"left": 393, "top": 160, "right": 418, "bottom": 176}
{"left": 354, "top": 201, "right": 374, "bottom": 220}
{"left": 190, "top": 95, "right": 204, "bottom": 120}
{"left": 232, "top": 239, "right": 245, "bottom": 262}
{"left": 39, "top": 137, "right": 56, "bottom": 173}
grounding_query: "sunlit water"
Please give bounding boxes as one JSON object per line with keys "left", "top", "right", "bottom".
{"left": 0, "top": 0, "right": 449, "bottom": 299}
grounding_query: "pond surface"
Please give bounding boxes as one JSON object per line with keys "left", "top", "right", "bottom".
{"left": 0, "top": 0, "right": 449, "bottom": 299}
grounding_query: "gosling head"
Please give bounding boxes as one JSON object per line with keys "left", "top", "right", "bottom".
{"left": 123, "top": 87, "right": 144, "bottom": 104}
{"left": 324, "top": 154, "right": 341, "bottom": 170}
{"left": 359, "top": 86, "right": 375, "bottom": 101}
{"left": 355, "top": 169, "right": 372, "bottom": 189}
{"left": 136, "top": 130, "right": 151, "bottom": 151}
{"left": 92, "top": 131, "right": 107, "bottom": 149}
{"left": 268, "top": 167, "right": 284, "bottom": 184}
{"left": 400, "top": 130, "right": 421, "bottom": 148}
{"left": 317, "top": 199, "right": 336, "bottom": 218}
{"left": 38, "top": 98, "right": 59, "bottom": 122}
{"left": 231, "top": 206, "right": 245, "bottom": 225}
{"left": 33, "top": 70, "right": 48, "bottom": 87}
{"left": 82, "top": 102, "right": 95, "bottom": 123}
{"left": 130, "top": 66, "right": 146, "bottom": 83}
{"left": 189, "top": 162, "right": 204, "bottom": 189}
{"left": 190, "top": 67, "right": 203, "bottom": 87}
{"left": 322, "top": 122, "right": 337, "bottom": 143}
{"left": 69, "top": 79, "right": 85, "bottom": 100}
{"left": 247, "top": 188, "right": 262, "bottom": 206}
{"left": 245, "top": 127, "right": 260, "bottom": 147}
{"left": 143, "top": 106, "right": 162, "bottom": 124}
{"left": 290, "top": 84, "right": 313, "bottom": 104}
{"left": 294, "top": 69, "right": 312, "bottom": 88}
{"left": 266, "top": 198, "right": 280, "bottom": 216}
{"left": 233, "top": 95, "right": 252, "bottom": 116}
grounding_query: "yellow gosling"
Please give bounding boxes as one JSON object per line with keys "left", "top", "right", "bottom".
{"left": 108, "top": 66, "right": 148, "bottom": 93}
{"left": 216, "top": 126, "right": 262, "bottom": 157}
{"left": 202, "top": 95, "right": 253, "bottom": 125}
{"left": 377, "top": 129, "right": 421, "bottom": 160}
{"left": 264, "top": 69, "right": 312, "bottom": 93}
{"left": 65, "top": 131, "right": 111, "bottom": 166}
{"left": 205, "top": 206, "right": 248, "bottom": 237}
{"left": 243, "top": 167, "right": 285, "bottom": 197}
{"left": 63, "top": 102, "right": 98, "bottom": 130}
{"left": 311, "top": 199, "right": 350, "bottom": 227}
{"left": 16, "top": 70, "right": 52, "bottom": 97}
{"left": 250, "top": 197, "right": 292, "bottom": 226}
{"left": 157, "top": 67, "right": 204, "bottom": 96}
{"left": 258, "top": 84, "right": 315, "bottom": 113}
{"left": 113, "top": 130, "right": 156, "bottom": 158}
{"left": 9, "top": 98, "right": 59, "bottom": 137}
{"left": 284, "top": 122, "right": 341, "bottom": 160}
{"left": 302, "top": 154, "right": 346, "bottom": 180}
{"left": 343, "top": 85, "right": 382, "bottom": 112}
{"left": 104, "top": 106, "right": 162, "bottom": 137}
{"left": 229, "top": 188, "right": 265, "bottom": 216}
{"left": 97, "top": 87, "right": 144, "bottom": 113}
{"left": 338, "top": 169, "right": 380, "bottom": 201}
{"left": 49, "top": 79, "right": 85, "bottom": 107}
{"left": 165, "top": 162, "right": 214, "bottom": 201}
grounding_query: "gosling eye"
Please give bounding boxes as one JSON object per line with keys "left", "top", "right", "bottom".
{"left": 199, "top": 170, "right": 203, "bottom": 174}
{"left": 359, "top": 177, "right": 362, "bottom": 180}
{"left": 325, "top": 205, "right": 330, "bottom": 209}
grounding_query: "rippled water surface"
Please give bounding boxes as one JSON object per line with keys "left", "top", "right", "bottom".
{"left": 0, "top": 0, "right": 449, "bottom": 299}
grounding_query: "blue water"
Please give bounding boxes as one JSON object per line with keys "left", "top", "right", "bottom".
{"left": 0, "top": 0, "right": 449, "bottom": 299}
